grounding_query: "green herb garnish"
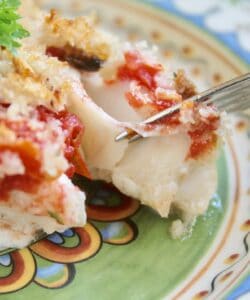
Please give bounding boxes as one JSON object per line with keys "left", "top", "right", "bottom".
{"left": 0, "top": 0, "right": 29, "bottom": 53}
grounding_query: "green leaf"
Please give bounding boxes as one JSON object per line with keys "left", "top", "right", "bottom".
{"left": 0, "top": 0, "right": 30, "bottom": 53}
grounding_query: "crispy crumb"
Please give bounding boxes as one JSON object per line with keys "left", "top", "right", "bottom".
{"left": 45, "top": 10, "right": 111, "bottom": 61}
{"left": 174, "top": 69, "right": 197, "bottom": 100}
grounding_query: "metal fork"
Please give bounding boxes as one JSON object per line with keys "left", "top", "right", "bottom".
{"left": 115, "top": 72, "right": 250, "bottom": 143}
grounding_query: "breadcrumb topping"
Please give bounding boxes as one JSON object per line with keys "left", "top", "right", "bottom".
{"left": 44, "top": 10, "right": 111, "bottom": 61}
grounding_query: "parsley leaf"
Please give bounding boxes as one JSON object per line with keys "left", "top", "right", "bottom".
{"left": 0, "top": 0, "right": 29, "bottom": 53}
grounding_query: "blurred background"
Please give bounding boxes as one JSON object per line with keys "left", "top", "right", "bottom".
{"left": 143, "top": 0, "right": 250, "bottom": 65}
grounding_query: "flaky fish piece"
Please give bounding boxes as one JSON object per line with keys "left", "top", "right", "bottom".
{"left": 7, "top": 1, "right": 224, "bottom": 239}
{"left": 0, "top": 17, "right": 93, "bottom": 248}
{"left": 81, "top": 43, "right": 220, "bottom": 233}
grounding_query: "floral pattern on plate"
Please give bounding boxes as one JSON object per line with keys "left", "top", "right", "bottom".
{"left": 0, "top": 178, "right": 140, "bottom": 293}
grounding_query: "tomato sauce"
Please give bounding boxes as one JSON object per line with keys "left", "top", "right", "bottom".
{"left": 188, "top": 115, "right": 219, "bottom": 159}
{"left": 118, "top": 51, "right": 162, "bottom": 90}
{"left": 118, "top": 51, "right": 220, "bottom": 159}
{"left": 118, "top": 51, "right": 180, "bottom": 113}
{"left": 0, "top": 105, "right": 84, "bottom": 199}
{"left": 36, "top": 105, "right": 84, "bottom": 176}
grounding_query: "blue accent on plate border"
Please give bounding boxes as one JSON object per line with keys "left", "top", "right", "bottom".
{"left": 226, "top": 275, "right": 250, "bottom": 300}
{"left": 142, "top": 0, "right": 250, "bottom": 65}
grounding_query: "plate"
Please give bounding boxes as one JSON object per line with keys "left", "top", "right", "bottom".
{"left": 0, "top": 1, "right": 249, "bottom": 299}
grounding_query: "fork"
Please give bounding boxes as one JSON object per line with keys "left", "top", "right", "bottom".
{"left": 115, "top": 72, "right": 250, "bottom": 143}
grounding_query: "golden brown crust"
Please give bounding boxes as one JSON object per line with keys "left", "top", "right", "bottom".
{"left": 45, "top": 10, "right": 111, "bottom": 61}
{"left": 0, "top": 47, "right": 84, "bottom": 111}
{"left": 174, "top": 69, "right": 197, "bottom": 100}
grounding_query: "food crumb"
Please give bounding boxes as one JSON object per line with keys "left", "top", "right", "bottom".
{"left": 170, "top": 219, "right": 185, "bottom": 239}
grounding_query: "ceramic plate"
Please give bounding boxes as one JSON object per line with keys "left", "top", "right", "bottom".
{"left": 0, "top": 1, "right": 249, "bottom": 299}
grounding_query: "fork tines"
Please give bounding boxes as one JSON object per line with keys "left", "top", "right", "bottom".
{"left": 115, "top": 72, "right": 250, "bottom": 143}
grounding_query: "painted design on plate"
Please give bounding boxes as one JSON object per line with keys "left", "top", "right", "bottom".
{"left": 173, "top": 0, "right": 250, "bottom": 52}
{"left": 145, "top": 0, "right": 250, "bottom": 64}
{"left": 192, "top": 230, "right": 250, "bottom": 299}
{"left": 0, "top": 177, "right": 140, "bottom": 294}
